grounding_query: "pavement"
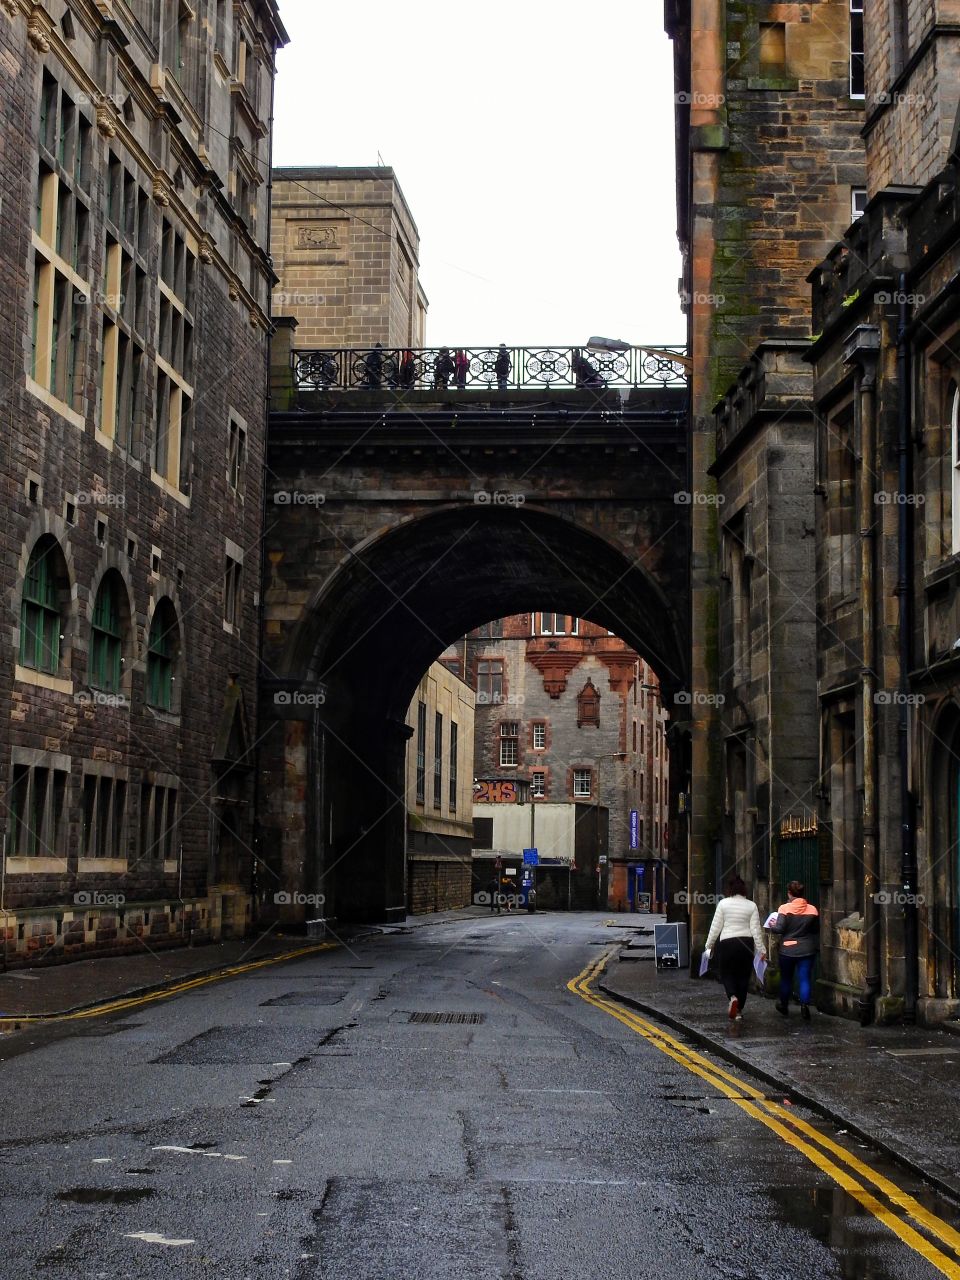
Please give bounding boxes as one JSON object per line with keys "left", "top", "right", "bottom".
{"left": 601, "top": 937, "right": 960, "bottom": 1204}
{"left": 0, "top": 905, "right": 493, "bottom": 1021}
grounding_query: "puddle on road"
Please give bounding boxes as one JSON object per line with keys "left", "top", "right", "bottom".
{"left": 766, "top": 1184, "right": 942, "bottom": 1279}
{"left": 57, "top": 1187, "right": 155, "bottom": 1204}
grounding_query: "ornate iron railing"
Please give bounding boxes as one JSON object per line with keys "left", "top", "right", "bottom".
{"left": 291, "top": 345, "right": 688, "bottom": 392}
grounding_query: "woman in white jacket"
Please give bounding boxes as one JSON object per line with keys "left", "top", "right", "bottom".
{"left": 704, "top": 876, "right": 765, "bottom": 1021}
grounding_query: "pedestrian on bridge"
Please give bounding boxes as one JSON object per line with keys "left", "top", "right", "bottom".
{"left": 364, "top": 342, "right": 384, "bottom": 389}
{"left": 433, "top": 346, "right": 455, "bottom": 389}
{"left": 399, "top": 349, "right": 416, "bottom": 388}
{"left": 454, "top": 348, "right": 469, "bottom": 390}
{"left": 495, "top": 344, "right": 511, "bottom": 389}
{"left": 703, "top": 876, "right": 765, "bottom": 1022}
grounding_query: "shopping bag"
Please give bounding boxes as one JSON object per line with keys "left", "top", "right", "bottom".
{"left": 698, "top": 948, "right": 711, "bottom": 977}
{"left": 753, "top": 952, "right": 768, "bottom": 985}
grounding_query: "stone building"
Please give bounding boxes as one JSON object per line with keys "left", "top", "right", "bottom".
{"left": 270, "top": 166, "right": 428, "bottom": 351}
{"left": 666, "top": 0, "right": 867, "bottom": 943}
{"left": 0, "top": 0, "right": 286, "bottom": 964}
{"left": 403, "top": 662, "right": 476, "bottom": 914}
{"left": 442, "top": 615, "right": 669, "bottom": 911}
{"left": 805, "top": 2, "right": 960, "bottom": 1023}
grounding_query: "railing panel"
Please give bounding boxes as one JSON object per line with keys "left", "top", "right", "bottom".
{"left": 291, "top": 345, "right": 688, "bottom": 392}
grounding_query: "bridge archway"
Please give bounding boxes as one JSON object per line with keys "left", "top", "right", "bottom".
{"left": 258, "top": 376, "right": 688, "bottom": 922}
{"left": 260, "top": 500, "right": 687, "bottom": 923}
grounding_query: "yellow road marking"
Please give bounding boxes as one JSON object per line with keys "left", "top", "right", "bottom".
{"left": 569, "top": 955, "right": 960, "bottom": 1279}
{"left": 0, "top": 942, "right": 339, "bottom": 1026}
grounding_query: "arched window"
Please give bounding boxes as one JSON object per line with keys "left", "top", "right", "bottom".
{"left": 146, "top": 598, "right": 179, "bottom": 710}
{"left": 20, "top": 537, "right": 68, "bottom": 673}
{"left": 90, "top": 571, "right": 126, "bottom": 692}
{"left": 951, "top": 384, "right": 960, "bottom": 556}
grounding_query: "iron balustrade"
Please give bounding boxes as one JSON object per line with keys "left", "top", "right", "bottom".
{"left": 291, "top": 345, "right": 688, "bottom": 392}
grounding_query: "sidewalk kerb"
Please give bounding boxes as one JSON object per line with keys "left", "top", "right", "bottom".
{"left": 597, "top": 973, "right": 960, "bottom": 1209}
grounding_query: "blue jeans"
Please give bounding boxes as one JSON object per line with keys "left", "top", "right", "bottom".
{"left": 779, "top": 953, "right": 814, "bottom": 1005}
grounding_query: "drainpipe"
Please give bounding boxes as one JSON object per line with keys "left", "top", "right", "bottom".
{"left": 897, "top": 275, "right": 919, "bottom": 1022}
{"left": 845, "top": 326, "right": 882, "bottom": 1026}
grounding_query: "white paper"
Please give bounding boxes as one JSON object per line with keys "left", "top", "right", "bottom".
{"left": 763, "top": 912, "right": 780, "bottom": 929}
{"left": 698, "top": 949, "right": 711, "bottom": 977}
{"left": 754, "top": 953, "right": 768, "bottom": 984}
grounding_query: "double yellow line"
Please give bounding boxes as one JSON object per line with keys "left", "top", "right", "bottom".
{"left": 0, "top": 942, "right": 338, "bottom": 1028}
{"left": 569, "top": 954, "right": 960, "bottom": 1278}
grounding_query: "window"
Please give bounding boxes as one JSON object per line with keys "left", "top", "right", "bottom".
{"left": 228, "top": 417, "right": 247, "bottom": 491}
{"left": 655, "top": 728, "right": 660, "bottom": 758}
{"left": 639, "top": 772, "right": 644, "bottom": 801}
{"left": 640, "top": 724, "right": 645, "bottom": 753}
{"left": 759, "top": 22, "right": 786, "bottom": 76}
{"left": 20, "top": 538, "right": 66, "bottom": 673}
{"left": 632, "top": 720, "right": 637, "bottom": 752}
{"left": 415, "top": 701, "right": 426, "bottom": 803}
{"left": 851, "top": 188, "right": 867, "bottom": 221}
{"left": 449, "top": 722, "right": 458, "bottom": 810}
{"left": 224, "top": 555, "right": 242, "bottom": 629}
{"left": 849, "top": 0, "right": 865, "bottom": 98}
{"left": 500, "top": 722, "right": 519, "bottom": 767}
{"left": 81, "top": 772, "right": 127, "bottom": 858}
{"left": 153, "top": 217, "right": 195, "bottom": 491}
{"left": 140, "top": 779, "right": 177, "bottom": 860}
{"left": 477, "top": 659, "right": 503, "bottom": 704}
{"left": 433, "top": 712, "right": 443, "bottom": 809}
{"left": 532, "top": 722, "right": 546, "bottom": 750}
{"left": 30, "top": 79, "right": 91, "bottom": 414}
{"left": 531, "top": 771, "right": 546, "bottom": 798}
{"left": 539, "top": 613, "right": 578, "bottom": 636}
{"left": 10, "top": 760, "right": 68, "bottom": 858}
{"left": 952, "top": 386, "right": 960, "bottom": 556}
{"left": 90, "top": 572, "right": 124, "bottom": 692}
{"left": 146, "top": 599, "right": 179, "bottom": 710}
{"left": 573, "top": 769, "right": 592, "bottom": 798}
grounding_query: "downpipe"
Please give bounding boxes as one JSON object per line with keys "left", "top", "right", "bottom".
{"left": 857, "top": 363, "right": 881, "bottom": 1027}
{"left": 897, "top": 274, "right": 919, "bottom": 1022}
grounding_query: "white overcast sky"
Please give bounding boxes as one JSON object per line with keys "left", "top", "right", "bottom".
{"left": 271, "top": 1, "right": 683, "bottom": 348}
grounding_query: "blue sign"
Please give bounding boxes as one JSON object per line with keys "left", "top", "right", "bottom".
{"left": 629, "top": 810, "right": 639, "bottom": 850}
{"left": 522, "top": 848, "right": 539, "bottom": 866}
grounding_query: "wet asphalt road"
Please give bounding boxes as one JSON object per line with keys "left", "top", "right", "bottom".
{"left": 1, "top": 912, "right": 959, "bottom": 1279}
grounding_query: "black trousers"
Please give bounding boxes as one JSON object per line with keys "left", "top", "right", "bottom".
{"left": 715, "top": 936, "right": 755, "bottom": 1009}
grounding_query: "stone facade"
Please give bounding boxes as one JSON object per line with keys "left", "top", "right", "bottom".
{"left": 404, "top": 661, "right": 476, "bottom": 914}
{"left": 0, "top": 0, "right": 286, "bottom": 964}
{"left": 270, "top": 167, "right": 427, "bottom": 350}
{"left": 442, "top": 615, "right": 670, "bottom": 912}
{"left": 666, "top": 0, "right": 867, "bottom": 947}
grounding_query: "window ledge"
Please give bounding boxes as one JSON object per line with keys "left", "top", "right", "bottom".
{"left": 5, "top": 857, "right": 68, "bottom": 874}
{"left": 150, "top": 470, "right": 191, "bottom": 507}
{"left": 747, "top": 76, "right": 799, "bottom": 91}
{"left": 146, "top": 706, "right": 181, "bottom": 726}
{"left": 15, "top": 665, "right": 73, "bottom": 695}
{"left": 25, "top": 378, "right": 85, "bottom": 432}
{"left": 77, "top": 858, "right": 127, "bottom": 874}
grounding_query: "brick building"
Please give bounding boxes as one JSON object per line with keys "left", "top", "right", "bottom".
{"left": 442, "top": 615, "right": 669, "bottom": 911}
{"left": 0, "top": 0, "right": 286, "bottom": 964}
{"left": 270, "top": 166, "right": 428, "bottom": 351}
{"left": 666, "top": 1, "right": 867, "bottom": 943}
{"left": 403, "top": 662, "right": 476, "bottom": 914}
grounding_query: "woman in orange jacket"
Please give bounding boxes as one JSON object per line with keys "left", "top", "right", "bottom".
{"left": 768, "top": 880, "right": 819, "bottom": 1020}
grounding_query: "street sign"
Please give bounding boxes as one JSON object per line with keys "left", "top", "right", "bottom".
{"left": 505, "top": 868, "right": 517, "bottom": 876}
{"left": 629, "top": 809, "right": 639, "bottom": 849}
{"left": 522, "top": 848, "right": 539, "bottom": 866}
{"left": 598, "top": 855, "right": 608, "bottom": 864}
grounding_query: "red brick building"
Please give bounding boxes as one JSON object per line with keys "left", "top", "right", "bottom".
{"left": 443, "top": 614, "right": 670, "bottom": 911}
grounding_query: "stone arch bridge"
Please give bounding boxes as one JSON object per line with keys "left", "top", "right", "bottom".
{"left": 258, "top": 342, "right": 690, "bottom": 923}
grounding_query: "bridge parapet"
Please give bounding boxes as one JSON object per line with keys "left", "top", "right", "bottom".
{"left": 289, "top": 343, "right": 688, "bottom": 394}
